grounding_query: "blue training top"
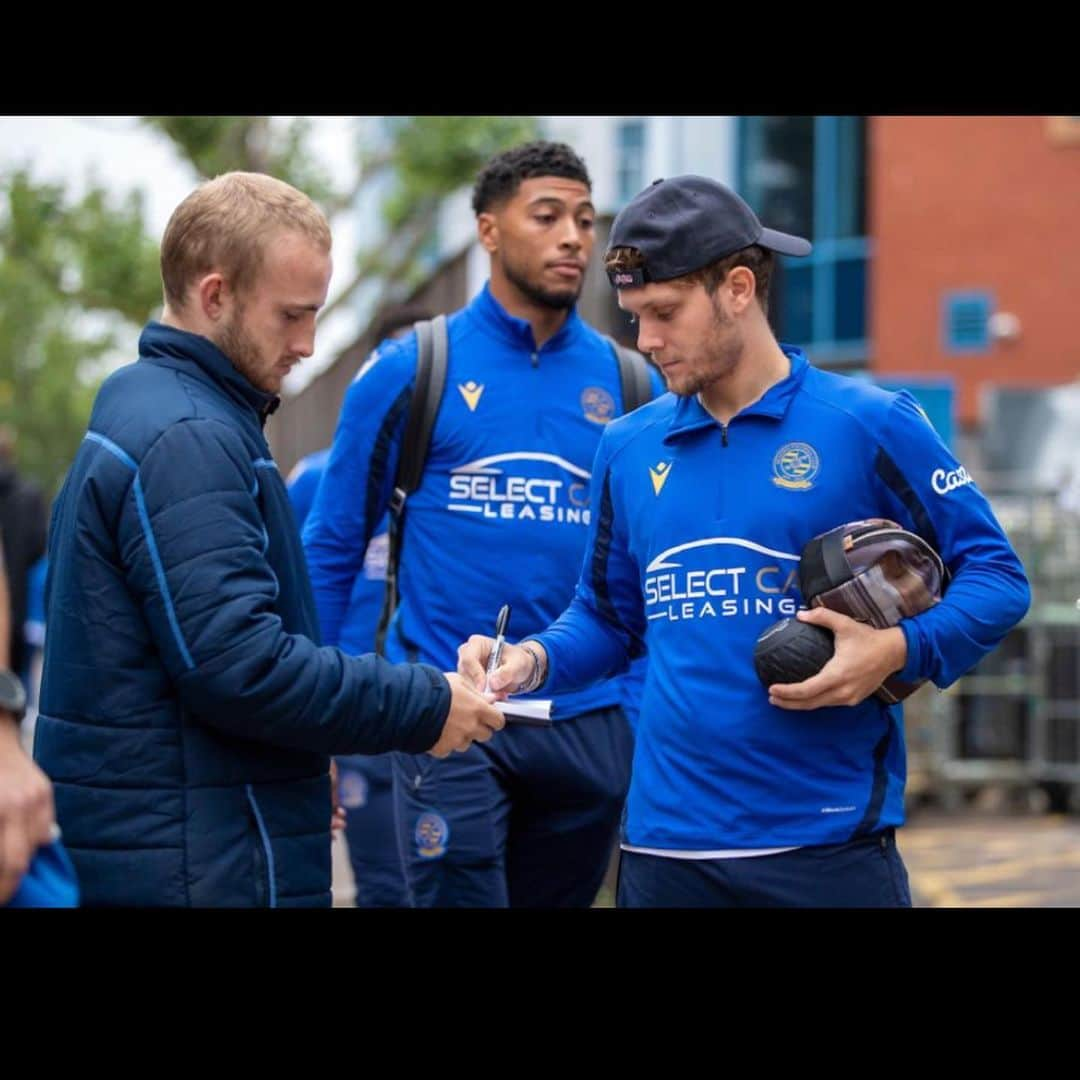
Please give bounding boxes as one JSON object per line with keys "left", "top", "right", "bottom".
{"left": 303, "top": 284, "right": 663, "bottom": 720}
{"left": 288, "top": 448, "right": 388, "bottom": 656}
{"left": 535, "top": 347, "right": 1030, "bottom": 849}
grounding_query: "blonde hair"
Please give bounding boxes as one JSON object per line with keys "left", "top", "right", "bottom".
{"left": 160, "top": 171, "right": 331, "bottom": 310}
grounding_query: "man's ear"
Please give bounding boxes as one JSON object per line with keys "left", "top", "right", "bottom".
{"left": 725, "top": 265, "right": 757, "bottom": 315}
{"left": 476, "top": 212, "right": 498, "bottom": 254}
{"left": 196, "top": 271, "right": 229, "bottom": 322}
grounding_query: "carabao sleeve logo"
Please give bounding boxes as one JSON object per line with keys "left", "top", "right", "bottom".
{"left": 930, "top": 465, "right": 975, "bottom": 495}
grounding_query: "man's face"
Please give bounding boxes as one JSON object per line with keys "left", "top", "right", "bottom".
{"left": 480, "top": 176, "right": 595, "bottom": 310}
{"left": 214, "top": 229, "right": 332, "bottom": 395}
{"left": 618, "top": 278, "right": 744, "bottom": 397}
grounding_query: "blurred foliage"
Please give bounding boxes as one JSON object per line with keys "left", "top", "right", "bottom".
{"left": 2, "top": 115, "right": 539, "bottom": 492}
{"left": 0, "top": 169, "right": 161, "bottom": 493}
{"left": 379, "top": 115, "right": 538, "bottom": 229}
{"left": 140, "top": 117, "right": 339, "bottom": 208}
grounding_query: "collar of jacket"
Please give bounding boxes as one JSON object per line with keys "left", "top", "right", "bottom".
{"left": 468, "top": 281, "right": 585, "bottom": 355}
{"left": 138, "top": 321, "right": 281, "bottom": 424}
{"left": 663, "top": 345, "right": 810, "bottom": 444}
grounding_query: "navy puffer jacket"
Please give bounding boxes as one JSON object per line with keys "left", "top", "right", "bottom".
{"left": 36, "top": 323, "right": 450, "bottom": 907}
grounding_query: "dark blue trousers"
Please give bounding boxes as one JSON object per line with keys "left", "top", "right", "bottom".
{"left": 336, "top": 753, "right": 411, "bottom": 907}
{"left": 391, "top": 705, "right": 633, "bottom": 908}
{"left": 617, "top": 829, "right": 912, "bottom": 908}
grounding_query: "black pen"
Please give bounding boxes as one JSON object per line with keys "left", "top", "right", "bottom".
{"left": 484, "top": 604, "right": 511, "bottom": 694}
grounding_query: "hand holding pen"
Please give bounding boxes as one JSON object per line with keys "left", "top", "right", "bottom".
{"left": 483, "top": 604, "right": 511, "bottom": 695}
{"left": 458, "top": 608, "right": 549, "bottom": 705}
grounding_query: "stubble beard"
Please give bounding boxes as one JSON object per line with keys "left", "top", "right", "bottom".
{"left": 215, "top": 307, "right": 278, "bottom": 394}
{"left": 503, "top": 253, "right": 583, "bottom": 311}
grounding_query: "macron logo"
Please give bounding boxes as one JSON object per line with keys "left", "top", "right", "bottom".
{"left": 458, "top": 381, "right": 484, "bottom": 412}
{"left": 649, "top": 461, "right": 672, "bottom": 495}
{"left": 931, "top": 465, "right": 974, "bottom": 496}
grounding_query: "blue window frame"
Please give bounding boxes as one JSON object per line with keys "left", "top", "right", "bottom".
{"left": 738, "top": 116, "right": 869, "bottom": 365}
{"left": 943, "top": 291, "right": 993, "bottom": 354}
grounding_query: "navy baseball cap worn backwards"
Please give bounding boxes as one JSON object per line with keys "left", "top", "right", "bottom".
{"left": 606, "top": 175, "right": 812, "bottom": 287}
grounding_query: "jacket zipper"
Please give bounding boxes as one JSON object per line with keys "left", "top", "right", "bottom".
{"left": 246, "top": 785, "right": 277, "bottom": 908}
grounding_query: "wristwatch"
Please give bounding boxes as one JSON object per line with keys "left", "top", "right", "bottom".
{"left": 0, "top": 669, "right": 27, "bottom": 721}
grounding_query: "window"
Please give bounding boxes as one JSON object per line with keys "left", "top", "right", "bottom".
{"left": 738, "top": 116, "right": 869, "bottom": 365}
{"left": 616, "top": 121, "right": 646, "bottom": 207}
{"left": 943, "top": 291, "right": 993, "bottom": 354}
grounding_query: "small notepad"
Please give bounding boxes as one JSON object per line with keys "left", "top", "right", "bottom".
{"left": 495, "top": 698, "right": 553, "bottom": 727}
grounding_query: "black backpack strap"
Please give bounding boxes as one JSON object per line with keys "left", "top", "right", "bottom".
{"left": 374, "top": 314, "right": 449, "bottom": 656}
{"left": 607, "top": 336, "right": 653, "bottom": 414}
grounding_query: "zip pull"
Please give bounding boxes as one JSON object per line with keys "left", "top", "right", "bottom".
{"left": 530, "top": 350, "right": 539, "bottom": 368}
{"left": 721, "top": 424, "right": 729, "bottom": 447}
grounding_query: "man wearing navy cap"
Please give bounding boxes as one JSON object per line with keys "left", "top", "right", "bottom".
{"left": 459, "top": 175, "right": 1030, "bottom": 907}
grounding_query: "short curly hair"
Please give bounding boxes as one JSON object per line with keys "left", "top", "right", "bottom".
{"left": 471, "top": 141, "right": 591, "bottom": 215}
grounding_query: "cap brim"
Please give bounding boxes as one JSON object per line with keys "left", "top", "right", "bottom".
{"left": 759, "top": 227, "right": 812, "bottom": 257}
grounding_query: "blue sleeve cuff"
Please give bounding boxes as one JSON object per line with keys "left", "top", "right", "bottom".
{"left": 530, "top": 634, "right": 558, "bottom": 694}
{"left": 897, "top": 618, "right": 924, "bottom": 683}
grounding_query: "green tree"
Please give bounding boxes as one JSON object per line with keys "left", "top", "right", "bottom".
{"left": 0, "top": 168, "right": 161, "bottom": 492}
{"left": 142, "top": 115, "right": 539, "bottom": 319}
{"left": 2, "top": 115, "right": 539, "bottom": 492}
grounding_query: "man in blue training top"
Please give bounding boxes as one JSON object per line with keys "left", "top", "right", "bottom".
{"left": 459, "top": 174, "right": 1030, "bottom": 908}
{"left": 304, "top": 142, "right": 663, "bottom": 907}
{"left": 288, "top": 302, "right": 429, "bottom": 907}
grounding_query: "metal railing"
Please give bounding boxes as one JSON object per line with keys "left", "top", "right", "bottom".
{"left": 905, "top": 479, "right": 1080, "bottom": 813}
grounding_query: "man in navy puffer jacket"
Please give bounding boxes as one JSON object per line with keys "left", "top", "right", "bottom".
{"left": 34, "top": 172, "right": 502, "bottom": 907}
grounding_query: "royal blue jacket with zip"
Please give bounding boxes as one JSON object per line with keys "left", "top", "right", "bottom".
{"left": 35, "top": 323, "right": 450, "bottom": 907}
{"left": 303, "top": 284, "right": 662, "bottom": 719}
{"left": 534, "top": 347, "right": 1030, "bottom": 850}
